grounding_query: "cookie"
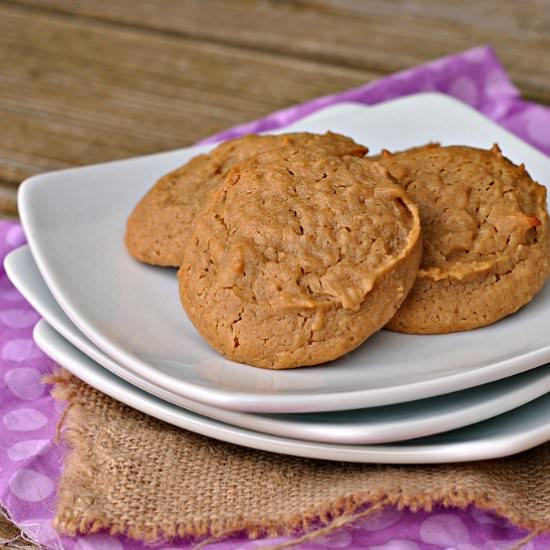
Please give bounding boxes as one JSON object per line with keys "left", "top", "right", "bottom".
{"left": 380, "top": 144, "right": 550, "bottom": 333}
{"left": 178, "top": 148, "right": 422, "bottom": 369}
{"left": 125, "top": 132, "right": 367, "bottom": 267}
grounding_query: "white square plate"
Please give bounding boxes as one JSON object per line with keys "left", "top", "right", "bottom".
{"left": 33, "top": 320, "right": 550, "bottom": 463}
{"left": 19, "top": 93, "right": 550, "bottom": 413}
{"left": 7, "top": 245, "right": 550, "bottom": 445}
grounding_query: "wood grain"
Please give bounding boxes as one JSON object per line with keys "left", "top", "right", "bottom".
{"left": 0, "top": 185, "right": 18, "bottom": 218}
{"left": 10, "top": 0, "right": 550, "bottom": 105}
{"left": 1, "top": 0, "right": 550, "bottom": 218}
{"left": 0, "top": 507, "right": 30, "bottom": 548}
{"left": 0, "top": 2, "right": 376, "bottom": 192}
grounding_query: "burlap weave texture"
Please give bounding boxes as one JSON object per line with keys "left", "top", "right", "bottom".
{"left": 50, "top": 371, "right": 550, "bottom": 544}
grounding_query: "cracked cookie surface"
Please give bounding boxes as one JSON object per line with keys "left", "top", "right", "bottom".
{"left": 380, "top": 144, "right": 550, "bottom": 333}
{"left": 125, "top": 132, "right": 367, "bottom": 267}
{"left": 178, "top": 148, "right": 422, "bottom": 369}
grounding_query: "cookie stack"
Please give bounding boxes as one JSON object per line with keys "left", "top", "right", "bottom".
{"left": 125, "top": 133, "right": 550, "bottom": 370}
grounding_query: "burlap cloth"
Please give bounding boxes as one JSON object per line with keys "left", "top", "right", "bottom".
{"left": 49, "top": 370, "right": 550, "bottom": 547}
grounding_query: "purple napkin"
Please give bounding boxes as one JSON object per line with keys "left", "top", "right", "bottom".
{"left": 1, "top": 45, "right": 550, "bottom": 549}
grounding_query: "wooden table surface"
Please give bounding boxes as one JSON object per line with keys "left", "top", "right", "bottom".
{"left": 1, "top": 0, "right": 550, "bottom": 544}
{"left": 1, "top": 0, "right": 550, "bottom": 222}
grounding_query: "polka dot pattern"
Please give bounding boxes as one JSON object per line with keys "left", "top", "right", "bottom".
{"left": 0, "top": 285, "right": 26, "bottom": 302}
{"left": 525, "top": 107, "right": 550, "bottom": 148}
{"left": 2, "top": 338, "right": 43, "bottom": 362}
{"left": 75, "top": 534, "right": 124, "bottom": 550}
{"left": 9, "top": 469, "right": 55, "bottom": 502}
{"left": 420, "top": 514, "right": 470, "bottom": 546}
{"left": 484, "top": 69, "right": 517, "bottom": 100}
{"left": 7, "top": 439, "right": 51, "bottom": 461}
{"left": 5, "top": 367, "right": 44, "bottom": 400}
{"left": 0, "top": 308, "right": 39, "bottom": 328}
{"left": 5, "top": 225, "right": 25, "bottom": 248}
{"left": 357, "top": 507, "right": 403, "bottom": 530}
{"left": 449, "top": 76, "right": 479, "bottom": 106}
{"left": 3, "top": 407, "right": 48, "bottom": 431}
{"left": 470, "top": 507, "right": 499, "bottom": 525}
{"left": 1, "top": 47, "right": 550, "bottom": 550}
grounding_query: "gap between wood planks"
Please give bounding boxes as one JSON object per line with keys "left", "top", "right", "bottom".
{"left": 6, "top": 0, "right": 550, "bottom": 105}
{"left": 1, "top": 0, "right": 549, "bottom": 218}
{"left": 0, "top": 1, "right": 380, "bottom": 209}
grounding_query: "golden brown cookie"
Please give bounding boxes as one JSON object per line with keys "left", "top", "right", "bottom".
{"left": 178, "top": 148, "right": 422, "bottom": 369}
{"left": 125, "top": 132, "right": 367, "bottom": 267}
{"left": 380, "top": 144, "right": 550, "bottom": 334}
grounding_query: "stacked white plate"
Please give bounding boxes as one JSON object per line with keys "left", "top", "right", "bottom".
{"left": 6, "top": 93, "right": 550, "bottom": 464}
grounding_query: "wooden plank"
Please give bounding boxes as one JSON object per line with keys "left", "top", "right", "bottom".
{"left": 0, "top": 3, "right": 378, "bottom": 185}
{"left": 0, "top": 184, "right": 19, "bottom": 218}
{"left": 0, "top": 510, "right": 22, "bottom": 543}
{"left": 9, "top": 0, "right": 550, "bottom": 105}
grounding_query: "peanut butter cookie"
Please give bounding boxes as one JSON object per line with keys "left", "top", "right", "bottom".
{"left": 179, "top": 148, "right": 422, "bottom": 369}
{"left": 380, "top": 144, "right": 550, "bottom": 333}
{"left": 125, "top": 132, "right": 367, "bottom": 266}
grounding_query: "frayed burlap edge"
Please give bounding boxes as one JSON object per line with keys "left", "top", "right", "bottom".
{"left": 47, "top": 370, "right": 549, "bottom": 547}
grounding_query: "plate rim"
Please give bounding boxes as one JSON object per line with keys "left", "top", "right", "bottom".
{"left": 18, "top": 92, "right": 550, "bottom": 413}
{"left": 32, "top": 319, "right": 550, "bottom": 464}
{"left": 8, "top": 245, "right": 550, "bottom": 445}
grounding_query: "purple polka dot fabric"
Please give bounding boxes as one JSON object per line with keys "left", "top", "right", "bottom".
{"left": 1, "top": 45, "right": 550, "bottom": 549}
